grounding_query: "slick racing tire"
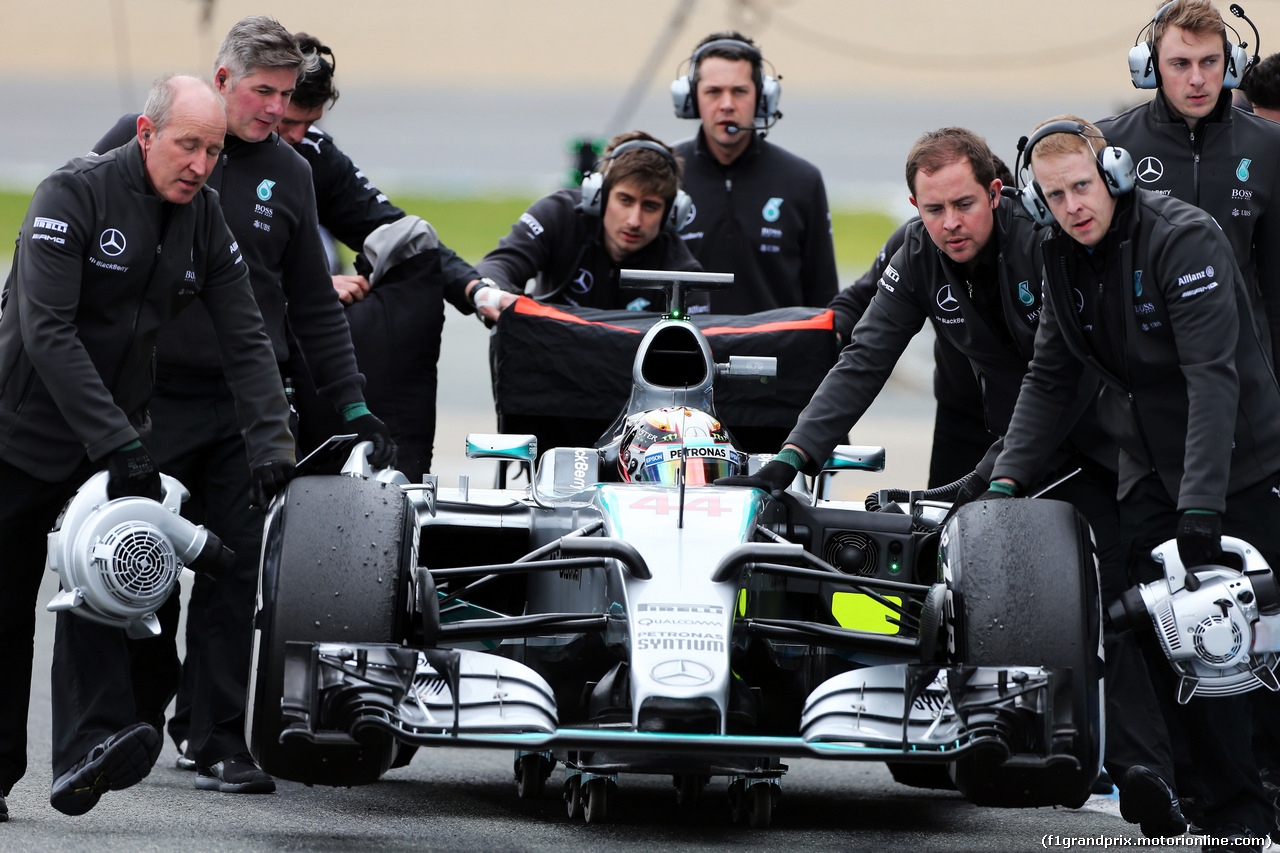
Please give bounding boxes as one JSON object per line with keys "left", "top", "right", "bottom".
{"left": 941, "top": 498, "right": 1102, "bottom": 808}
{"left": 247, "top": 475, "right": 416, "bottom": 787}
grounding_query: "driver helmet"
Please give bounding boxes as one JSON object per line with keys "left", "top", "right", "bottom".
{"left": 618, "top": 407, "right": 743, "bottom": 485}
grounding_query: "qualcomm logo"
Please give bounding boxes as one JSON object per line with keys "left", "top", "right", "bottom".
{"left": 99, "top": 228, "right": 126, "bottom": 256}
{"left": 650, "top": 659, "right": 713, "bottom": 687}
{"left": 1136, "top": 157, "right": 1164, "bottom": 183}
{"left": 571, "top": 268, "right": 593, "bottom": 294}
{"left": 256, "top": 179, "right": 276, "bottom": 201}
{"left": 936, "top": 284, "right": 960, "bottom": 312}
{"left": 762, "top": 197, "right": 784, "bottom": 222}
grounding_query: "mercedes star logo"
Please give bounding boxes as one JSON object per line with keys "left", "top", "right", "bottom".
{"left": 99, "top": 228, "right": 127, "bottom": 257}
{"left": 1137, "top": 156, "right": 1164, "bottom": 183}
{"left": 650, "top": 659, "right": 713, "bottom": 687}
{"left": 571, "top": 268, "right": 594, "bottom": 294}
{"left": 936, "top": 284, "right": 960, "bottom": 312}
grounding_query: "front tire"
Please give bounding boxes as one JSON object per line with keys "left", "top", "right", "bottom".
{"left": 247, "top": 475, "right": 416, "bottom": 786}
{"left": 943, "top": 498, "right": 1103, "bottom": 808}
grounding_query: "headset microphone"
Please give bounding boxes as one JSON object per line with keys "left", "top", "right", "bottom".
{"left": 723, "top": 113, "right": 783, "bottom": 136}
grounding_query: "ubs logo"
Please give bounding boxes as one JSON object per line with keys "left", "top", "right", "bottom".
{"left": 936, "top": 284, "right": 960, "bottom": 312}
{"left": 99, "top": 228, "right": 127, "bottom": 256}
{"left": 1136, "top": 157, "right": 1164, "bottom": 183}
{"left": 571, "top": 268, "right": 594, "bottom": 294}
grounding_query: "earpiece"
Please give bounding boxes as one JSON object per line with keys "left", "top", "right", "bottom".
{"left": 1014, "top": 120, "right": 1136, "bottom": 227}
{"left": 143, "top": 131, "right": 150, "bottom": 139}
{"left": 577, "top": 140, "right": 691, "bottom": 233}
{"left": 1127, "top": 1, "right": 1253, "bottom": 90}
{"left": 671, "top": 37, "right": 781, "bottom": 122}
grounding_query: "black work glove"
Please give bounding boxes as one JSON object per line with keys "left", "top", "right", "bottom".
{"left": 715, "top": 458, "right": 798, "bottom": 496}
{"left": 1177, "top": 510, "right": 1223, "bottom": 568}
{"left": 106, "top": 441, "right": 162, "bottom": 502}
{"left": 346, "top": 412, "right": 397, "bottom": 469}
{"left": 975, "top": 487, "right": 1016, "bottom": 502}
{"left": 951, "top": 471, "right": 986, "bottom": 506}
{"left": 249, "top": 459, "right": 296, "bottom": 509}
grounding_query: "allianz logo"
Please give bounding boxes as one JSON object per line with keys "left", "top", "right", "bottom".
{"left": 1177, "top": 267, "right": 1212, "bottom": 287}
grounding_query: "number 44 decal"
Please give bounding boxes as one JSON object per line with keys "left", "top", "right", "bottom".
{"left": 629, "top": 495, "right": 732, "bottom": 516}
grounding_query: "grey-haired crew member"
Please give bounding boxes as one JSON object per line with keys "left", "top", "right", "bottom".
{"left": 473, "top": 130, "right": 702, "bottom": 318}
{"left": 0, "top": 75, "right": 293, "bottom": 822}
{"left": 672, "top": 31, "right": 837, "bottom": 315}
{"left": 986, "top": 117, "right": 1280, "bottom": 846}
{"left": 1097, "top": 0, "right": 1280, "bottom": 369}
{"left": 91, "top": 16, "right": 395, "bottom": 797}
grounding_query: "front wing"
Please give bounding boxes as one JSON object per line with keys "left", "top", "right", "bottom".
{"left": 277, "top": 641, "right": 1079, "bottom": 770}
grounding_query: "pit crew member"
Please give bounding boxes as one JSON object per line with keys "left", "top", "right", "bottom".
{"left": 986, "top": 117, "right": 1280, "bottom": 848}
{"left": 720, "top": 126, "right": 1186, "bottom": 839}
{"left": 0, "top": 76, "right": 293, "bottom": 821}
{"left": 1241, "top": 51, "right": 1280, "bottom": 121}
{"left": 672, "top": 31, "right": 837, "bottom": 314}
{"left": 1097, "top": 0, "right": 1280, "bottom": 369}
{"left": 827, "top": 158, "right": 1015, "bottom": 488}
{"left": 91, "top": 16, "right": 395, "bottom": 796}
{"left": 472, "top": 130, "right": 701, "bottom": 318}
{"left": 277, "top": 32, "right": 485, "bottom": 480}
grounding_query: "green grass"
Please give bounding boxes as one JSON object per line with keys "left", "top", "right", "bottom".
{"left": 0, "top": 188, "right": 898, "bottom": 278}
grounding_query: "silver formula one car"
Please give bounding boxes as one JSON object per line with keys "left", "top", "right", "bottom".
{"left": 246, "top": 272, "right": 1103, "bottom": 826}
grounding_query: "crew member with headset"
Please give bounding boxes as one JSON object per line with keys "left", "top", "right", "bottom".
{"left": 977, "top": 117, "right": 1280, "bottom": 848}
{"left": 1096, "top": 0, "right": 1280, "bottom": 815}
{"left": 717, "top": 125, "right": 1188, "bottom": 840}
{"left": 278, "top": 32, "right": 487, "bottom": 481}
{"left": 671, "top": 31, "right": 837, "bottom": 315}
{"left": 471, "top": 130, "right": 702, "bottom": 319}
{"left": 91, "top": 16, "right": 396, "bottom": 796}
{"left": 1098, "top": 0, "right": 1280, "bottom": 369}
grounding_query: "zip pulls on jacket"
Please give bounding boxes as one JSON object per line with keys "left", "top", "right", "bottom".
{"left": 108, "top": 202, "right": 174, "bottom": 393}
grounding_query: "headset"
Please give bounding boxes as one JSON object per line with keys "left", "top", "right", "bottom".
{"left": 578, "top": 139, "right": 693, "bottom": 233}
{"left": 1014, "top": 121, "right": 1136, "bottom": 227}
{"left": 670, "top": 38, "right": 781, "bottom": 129}
{"left": 1128, "top": 1, "right": 1257, "bottom": 89}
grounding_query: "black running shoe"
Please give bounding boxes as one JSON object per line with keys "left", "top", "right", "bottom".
{"left": 1120, "top": 765, "right": 1189, "bottom": 839}
{"left": 194, "top": 754, "right": 275, "bottom": 794}
{"left": 49, "top": 722, "right": 161, "bottom": 816}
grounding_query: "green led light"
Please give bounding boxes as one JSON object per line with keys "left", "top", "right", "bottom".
{"left": 888, "top": 561, "right": 901, "bottom": 574}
